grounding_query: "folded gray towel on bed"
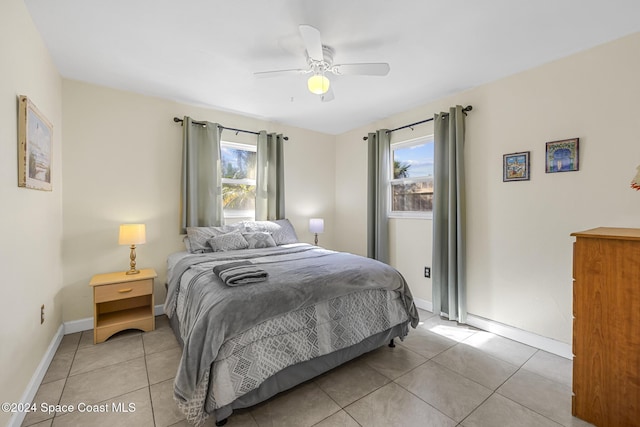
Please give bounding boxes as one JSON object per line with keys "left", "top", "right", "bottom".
{"left": 213, "top": 261, "right": 269, "bottom": 286}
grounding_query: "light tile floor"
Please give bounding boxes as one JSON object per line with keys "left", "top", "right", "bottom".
{"left": 21, "top": 309, "right": 594, "bottom": 427}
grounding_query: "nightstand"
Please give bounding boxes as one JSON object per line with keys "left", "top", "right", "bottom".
{"left": 89, "top": 268, "right": 157, "bottom": 344}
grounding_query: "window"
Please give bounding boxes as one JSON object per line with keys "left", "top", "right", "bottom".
{"left": 221, "top": 141, "right": 256, "bottom": 220}
{"left": 390, "top": 136, "right": 433, "bottom": 217}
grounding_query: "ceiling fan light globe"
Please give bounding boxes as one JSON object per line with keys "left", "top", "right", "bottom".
{"left": 307, "top": 75, "right": 330, "bottom": 95}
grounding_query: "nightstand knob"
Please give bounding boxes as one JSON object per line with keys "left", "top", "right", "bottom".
{"left": 117, "top": 288, "right": 133, "bottom": 293}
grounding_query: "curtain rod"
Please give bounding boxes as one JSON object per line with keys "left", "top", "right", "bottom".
{"left": 362, "top": 105, "right": 472, "bottom": 141}
{"left": 173, "top": 117, "right": 289, "bottom": 141}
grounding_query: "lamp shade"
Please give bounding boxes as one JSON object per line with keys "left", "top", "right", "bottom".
{"left": 118, "top": 224, "right": 146, "bottom": 245}
{"left": 307, "top": 75, "right": 330, "bottom": 95}
{"left": 309, "top": 218, "right": 324, "bottom": 234}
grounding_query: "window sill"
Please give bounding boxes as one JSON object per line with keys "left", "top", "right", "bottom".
{"left": 388, "top": 212, "right": 433, "bottom": 220}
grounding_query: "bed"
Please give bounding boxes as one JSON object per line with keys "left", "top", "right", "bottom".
{"left": 165, "top": 220, "right": 419, "bottom": 426}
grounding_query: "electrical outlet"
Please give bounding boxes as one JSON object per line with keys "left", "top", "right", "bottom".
{"left": 41, "top": 304, "right": 44, "bottom": 324}
{"left": 424, "top": 267, "right": 431, "bottom": 278}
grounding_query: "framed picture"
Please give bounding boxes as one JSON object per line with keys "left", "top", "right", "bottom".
{"left": 18, "top": 95, "right": 53, "bottom": 191}
{"left": 545, "top": 138, "right": 579, "bottom": 173}
{"left": 503, "top": 151, "right": 530, "bottom": 182}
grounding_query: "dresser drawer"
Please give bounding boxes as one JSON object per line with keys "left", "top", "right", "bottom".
{"left": 94, "top": 279, "right": 152, "bottom": 303}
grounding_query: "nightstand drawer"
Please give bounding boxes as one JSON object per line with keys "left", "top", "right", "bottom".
{"left": 94, "top": 279, "right": 152, "bottom": 303}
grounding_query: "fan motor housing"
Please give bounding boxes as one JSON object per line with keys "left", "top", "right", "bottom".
{"left": 307, "top": 45, "right": 335, "bottom": 73}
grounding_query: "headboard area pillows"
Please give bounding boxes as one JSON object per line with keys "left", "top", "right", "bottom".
{"left": 185, "top": 224, "right": 243, "bottom": 253}
{"left": 207, "top": 231, "right": 249, "bottom": 252}
{"left": 243, "top": 231, "right": 277, "bottom": 249}
{"left": 241, "top": 219, "right": 299, "bottom": 245}
{"left": 184, "top": 219, "right": 299, "bottom": 253}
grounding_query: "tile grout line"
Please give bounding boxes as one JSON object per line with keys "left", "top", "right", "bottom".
{"left": 53, "top": 332, "right": 151, "bottom": 425}
{"left": 66, "top": 331, "right": 144, "bottom": 379}
{"left": 140, "top": 332, "right": 158, "bottom": 427}
{"left": 494, "top": 350, "right": 575, "bottom": 427}
{"left": 355, "top": 344, "right": 457, "bottom": 425}
{"left": 391, "top": 380, "right": 458, "bottom": 425}
{"left": 457, "top": 348, "right": 568, "bottom": 427}
{"left": 23, "top": 331, "right": 81, "bottom": 426}
{"left": 49, "top": 332, "right": 81, "bottom": 425}
{"left": 494, "top": 392, "right": 566, "bottom": 427}
{"left": 462, "top": 348, "right": 542, "bottom": 425}
{"left": 392, "top": 343, "right": 482, "bottom": 425}
{"left": 393, "top": 342, "right": 543, "bottom": 426}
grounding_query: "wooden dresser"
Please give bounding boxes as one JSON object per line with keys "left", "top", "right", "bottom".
{"left": 571, "top": 228, "right": 640, "bottom": 426}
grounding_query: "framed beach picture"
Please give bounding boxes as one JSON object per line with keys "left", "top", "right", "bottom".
{"left": 503, "top": 151, "right": 530, "bottom": 182}
{"left": 545, "top": 138, "right": 579, "bottom": 173}
{"left": 18, "top": 95, "right": 53, "bottom": 191}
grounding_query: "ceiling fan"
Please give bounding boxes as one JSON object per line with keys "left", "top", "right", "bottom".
{"left": 254, "top": 24, "right": 391, "bottom": 102}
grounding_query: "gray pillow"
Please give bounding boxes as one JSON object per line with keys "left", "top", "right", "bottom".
{"left": 241, "top": 219, "right": 299, "bottom": 245}
{"left": 243, "top": 232, "right": 277, "bottom": 249}
{"left": 186, "top": 224, "right": 243, "bottom": 253}
{"left": 183, "top": 235, "right": 193, "bottom": 253}
{"left": 207, "top": 231, "right": 249, "bottom": 252}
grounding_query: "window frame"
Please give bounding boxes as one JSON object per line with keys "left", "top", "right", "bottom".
{"left": 221, "top": 141, "right": 257, "bottom": 221}
{"left": 388, "top": 135, "right": 434, "bottom": 220}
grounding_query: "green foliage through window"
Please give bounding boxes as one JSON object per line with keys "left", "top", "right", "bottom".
{"left": 390, "top": 138, "right": 433, "bottom": 214}
{"left": 221, "top": 143, "right": 256, "bottom": 217}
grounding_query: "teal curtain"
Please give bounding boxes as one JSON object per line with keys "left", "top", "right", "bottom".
{"left": 367, "top": 129, "right": 390, "bottom": 263}
{"left": 180, "top": 117, "right": 223, "bottom": 233}
{"left": 432, "top": 106, "right": 467, "bottom": 323}
{"left": 256, "top": 131, "right": 285, "bottom": 220}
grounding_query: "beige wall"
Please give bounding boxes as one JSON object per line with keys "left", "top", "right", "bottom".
{"left": 0, "top": 0, "right": 63, "bottom": 423}
{"left": 61, "top": 80, "right": 336, "bottom": 322}
{"left": 336, "top": 32, "right": 640, "bottom": 344}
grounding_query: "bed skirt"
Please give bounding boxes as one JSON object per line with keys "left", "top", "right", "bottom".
{"left": 168, "top": 313, "right": 409, "bottom": 422}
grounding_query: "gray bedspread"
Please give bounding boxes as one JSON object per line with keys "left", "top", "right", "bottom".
{"left": 164, "top": 244, "right": 419, "bottom": 422}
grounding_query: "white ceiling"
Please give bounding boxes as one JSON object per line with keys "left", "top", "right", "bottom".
{"left": 24, "top": 0, "right": 640, "bottom": 135}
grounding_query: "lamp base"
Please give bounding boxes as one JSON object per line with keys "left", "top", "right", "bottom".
{"left": 126, "top": 244, "right": 140, "bottom": 275}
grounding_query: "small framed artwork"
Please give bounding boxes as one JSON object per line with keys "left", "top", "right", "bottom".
{"left": 503, "top": 151, "right": 530, "bottom": 182}
{"left": 545, "top": 138, "right": 579, "bottom": 173}
{"left": 18, "top": 95, "right": 53, "bottom": 191}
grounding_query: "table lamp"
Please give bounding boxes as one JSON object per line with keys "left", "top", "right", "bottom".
{"left": 309, "top": 218, "right": 324, "bottom": 245}
{"left": 118, "top": 224, "right": 146, "bottom": 275}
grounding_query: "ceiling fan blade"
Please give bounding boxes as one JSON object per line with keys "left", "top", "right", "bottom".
{"left": 254, "top": 68, "right": 308, "bottom": 78}
{"left": 321, "top": 87, "right": 335, "bottom": 103}
{"left": 333, "top": 63, "right": 390, "bottom": 76}
{"left": 299, "top": 24, "right": 324, "bottom": 61}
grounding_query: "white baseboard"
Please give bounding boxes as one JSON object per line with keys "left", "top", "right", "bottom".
{"left": 413, "top": 297, "right": 433, "bottom": 312}
{"left": 412, "top": 297, "right": 572, "bottom": 360}
{"left": 63, "top": 316, "right": 93, "bottom": 334}
{"left": 63, "top": 304, "right": 166, "bottom": 334}
{"left": 8, "top": 324, "right": 64, "bottom": 427}
{"left": 466, "top": 314, "right": 572, "bottom": 360}
{"left": 154, "top": 304, "right": 165, "bottom": 317}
